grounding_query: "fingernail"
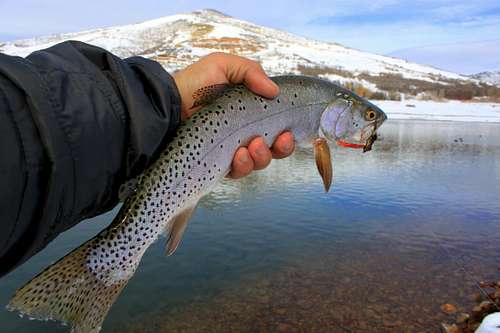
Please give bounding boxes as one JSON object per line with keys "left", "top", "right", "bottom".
{"left": 269, "top": 80, "right": 279, "bottom": 93}
{"left": 282, "top": 140, "right": 293, "bottom": 153}
{"left": 239, "top": 152, "right": 249, "bottom": 163}
{"left": 256, "top": 145, "right": 267, "bottom": 156}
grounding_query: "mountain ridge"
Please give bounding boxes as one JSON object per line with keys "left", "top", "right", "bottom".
{"left": 2, "top": 9, "right": 499, "bottom": 100}
{"left": 469, "top": 70, "right": 500, "bottom": 86}
{"left": 0, "top": 9, "right": 465, "bottom": 78}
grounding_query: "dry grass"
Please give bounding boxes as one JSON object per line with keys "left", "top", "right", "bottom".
{"left": 188, "top": 23, "right": 264, "bottom": 55}
{"left": 191, "top": 37, "right": 264, "bottom": 54}
{"left": 297, "top": 64, "right": 500, "bottom": 101}
{"left": 151, "top": 53, "right": 197, "bottom": 69}
{"left": 357, "top": 72, "right": 500, "bottom": 101}
{"left": 297, "top": 64, "right": 354, "bottom": 78}
{"left": 190, "top": 23, "right": 214, "bottom": 39}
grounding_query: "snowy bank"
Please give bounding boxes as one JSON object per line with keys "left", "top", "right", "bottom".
{"left": 376, "top": 100, "right": 500, "bottom": 123}
{"left": 475, "top": 313, "right": 500, "bottom": 333}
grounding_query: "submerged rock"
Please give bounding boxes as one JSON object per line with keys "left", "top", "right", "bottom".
{"left": 439, "top": 266, "right": 499, "bottom": 333}
{"left": 277, "top": 322, "right": 294, "bottom": 332}
{"left": 457, "top": 313, "right": 470, "bottom": 324}
{"left": 441, "top": 323, "right": 461, "bottom": 333}
{"left": 441, "top": 304, "right": 458, "bottom": 314}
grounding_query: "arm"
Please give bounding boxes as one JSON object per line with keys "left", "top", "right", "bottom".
{"left": 0, "top": 41, "right": 181, "bottom": 275}
{"left": 0, "top": 43, "right": 294, "bottom": 277}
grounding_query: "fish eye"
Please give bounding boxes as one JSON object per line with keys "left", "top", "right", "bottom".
{"left": 365, "top": 110, "right": 376, "bottom": 121}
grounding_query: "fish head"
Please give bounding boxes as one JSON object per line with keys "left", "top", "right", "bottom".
{"left": 319, "top": 92, "right": 387, "bottom": 151}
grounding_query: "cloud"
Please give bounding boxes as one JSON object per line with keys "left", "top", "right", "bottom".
{"left": 1, "top": 0, "right": 499, "bottom": 72}
{"left": 297, "top": 1, "right": 500, "bottom": 56}
{"left": 390, "top": 39, "right": 500, "bottom": 74}
{"left": 307, "top": 1, "right": 500, "bottom": 26}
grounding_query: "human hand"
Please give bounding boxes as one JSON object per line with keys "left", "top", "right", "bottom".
{"left": 172, "top": 52, "right": 295, "bottom": 179}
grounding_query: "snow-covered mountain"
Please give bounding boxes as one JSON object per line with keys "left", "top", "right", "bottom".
{"left": 469, "top": 70, "right": 500, "bottom": 86}
{"left": 0, "top": 9, "right": 483, "bottom": 96}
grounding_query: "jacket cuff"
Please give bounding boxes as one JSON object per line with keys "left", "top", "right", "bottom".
{"left": 120, "top": 56, "right": 182, "bottom": 178}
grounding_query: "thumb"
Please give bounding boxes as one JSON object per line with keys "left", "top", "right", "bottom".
{"left": 224, "top": 55, "right": 280, "bottom": 99}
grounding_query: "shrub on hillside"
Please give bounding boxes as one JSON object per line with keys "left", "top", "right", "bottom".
{"left": 296, "top": 64, "right": 500, "bottom": 101}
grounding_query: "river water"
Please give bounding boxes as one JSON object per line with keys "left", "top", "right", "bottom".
{"left": 1, "top": 120, "right": 499, "bottom": 332}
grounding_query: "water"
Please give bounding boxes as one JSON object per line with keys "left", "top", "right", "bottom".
{"left": 1, "top": 120, "right": 499, "bottom": 332}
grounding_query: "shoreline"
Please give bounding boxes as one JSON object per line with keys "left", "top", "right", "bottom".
{"left": 376, "top": 100, "right": 500, "bottom": 123}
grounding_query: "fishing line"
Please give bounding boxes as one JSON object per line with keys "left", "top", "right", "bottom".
{"left": 410, "top": 205, "right": 500, "bottom": 312}
{"left": 435, "top": 233, "right": 499, "bottom": 311}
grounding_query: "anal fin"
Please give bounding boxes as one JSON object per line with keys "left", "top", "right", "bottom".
{"left": 165, "top": 205, "right": 197, "bottom": 256}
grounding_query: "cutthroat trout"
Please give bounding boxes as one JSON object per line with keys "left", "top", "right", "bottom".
{"left": 7, "top": 75, "right": 387, "bottom": 333}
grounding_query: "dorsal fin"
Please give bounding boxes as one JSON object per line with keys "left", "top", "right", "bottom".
{"left": 165, "top": 205, "right": 197, "bottom": 256}
{"left": 191, "top": 83, "right": 231, "bottom": 109}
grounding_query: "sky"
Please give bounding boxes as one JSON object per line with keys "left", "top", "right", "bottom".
{"left": 1, "top": 0, "right": 499, "bottom": 74}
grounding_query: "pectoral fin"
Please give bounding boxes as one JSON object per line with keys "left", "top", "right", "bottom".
{"left": 165, "top": 205, "right": 197, "bottom": 256}
{"left": 313, "top": 138, "right": 333, "bottom": 192}
{"left": 191, "top": 83, "right": 231, "bottom": 109}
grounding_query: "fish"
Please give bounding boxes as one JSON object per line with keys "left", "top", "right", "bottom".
{"left": 7, "top": 75, "right": 387, "bottom": 333}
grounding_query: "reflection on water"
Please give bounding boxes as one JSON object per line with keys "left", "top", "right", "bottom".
{"left": 0, "top": 120, "right": 499, "bottom": 332}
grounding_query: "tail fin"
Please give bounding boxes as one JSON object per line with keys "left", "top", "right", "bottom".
{"left": 7, "top": 240, "right": 129, "bottom": 333}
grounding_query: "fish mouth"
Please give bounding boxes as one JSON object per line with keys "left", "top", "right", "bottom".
{"left": 336, "top": 123, "right": 378, "bottom": 151}
{"left": 336, "top": 140, "right": 365, "bottom": 149}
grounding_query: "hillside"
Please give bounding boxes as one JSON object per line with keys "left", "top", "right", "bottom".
{"left": 2, "top": 9, "right": 499, "bottom": 101}
{"left": 470, "top": 70, "right": 500, "bottom": 86}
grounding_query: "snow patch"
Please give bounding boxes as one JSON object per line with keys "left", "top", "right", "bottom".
{"left": 470, "top": 70, "right": 500, "bottom": 86}
{"left": 0, "top": 9, "right": 471, "bottom": 85}
{"left": 376, "top": 100, "right": 500, "bottom": 123}
{"left": 475, "top": 312, "right": 500, "bottom": 333}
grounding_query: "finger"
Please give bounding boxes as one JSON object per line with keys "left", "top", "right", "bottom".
{"left": 242, "top": 64, "right": 280, "bottom": 99}
{"left": 247, "top": 137, "right": 272, "bottom": 170}
{"left": 223, "top": 54, "right": 279, "bottom": 99}
{"left": 271, "top": 131, "right": 295, "bottom": 159}
{"left": 227, "top": 147, "right": 254, "bottom": 179}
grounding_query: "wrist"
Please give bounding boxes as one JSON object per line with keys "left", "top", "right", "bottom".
{"left": 172, "top": 70, "right": 192, "bottom": 120}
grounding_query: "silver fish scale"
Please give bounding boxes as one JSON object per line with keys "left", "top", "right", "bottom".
{"left": 86, "top": 76, "right": 337, "bottom": 286}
